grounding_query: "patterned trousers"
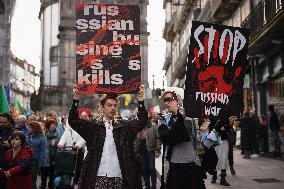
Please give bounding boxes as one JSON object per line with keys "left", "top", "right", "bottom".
{"left": 95, "top": 176, "right": 123, "bottom": 189}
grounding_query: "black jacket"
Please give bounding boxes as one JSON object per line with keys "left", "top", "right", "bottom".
{"left": 158, "top": 112, "right": 191, "bottom": 146}
{"left": 269, "top": 112, "right": 280, "bottom": 131}
{"left": 68, "top": 99, "right": 148, "bottom": 189}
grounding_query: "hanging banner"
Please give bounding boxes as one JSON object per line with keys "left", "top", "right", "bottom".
{"left": 76, "top": 3, "right": 141, "bottom": 94}
{"left": 184, "top": 21, "right": 250, "bottom": 120}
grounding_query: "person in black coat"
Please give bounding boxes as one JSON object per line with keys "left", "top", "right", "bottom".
{"left": 158, "top": 88, "right": 205, "bottom": 189}
{"left": 239, "top": 110, "right": 254, "bottom": 159}
{"left": 268, "top": 105, "right": 282, "bottom": 156}
{"left": 69, "top": 84, "right": 147, "bottom": 189}
{"left": 0, "top": 112, "right": 15, "bottom": 189}
{"left": 258, "top": 115, "right": 268, "bottom": 153}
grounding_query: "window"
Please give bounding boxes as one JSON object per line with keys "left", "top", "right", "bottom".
{"left": 49, "top": 45, "right": 58, "bottom": 66}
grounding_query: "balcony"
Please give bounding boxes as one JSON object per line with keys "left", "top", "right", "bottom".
{"left": 211, "top": 0, "right": 242, "bottom": 22}
{"left": 163, "top": 12, "right": 176, "bottom": 41}
{"left": 198, "top": 0, "right": 242, "bottom": 22}
{"left": 163, "top": 55, "right": 171, "bottom": 70}
{"left": 171, "top": 39, "right": 189, "bottom": 83}
{"left": 198, "top": 0, "right": 211, "bottom": 22}
{"left": 241, "top": 0, "right": 284, "bottom": 54}
{"left": 173, "top": 0, "right": 191, "bottom": 33}
{"left": 242, "top": 0, "right": 284, "bottom": 38}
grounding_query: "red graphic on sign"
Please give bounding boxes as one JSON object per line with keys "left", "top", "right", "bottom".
{"left": 184, "top": 21, "right": 249, "bottom": 120}
{"left": 76, "top": 4, "right": 141, "bottom": 94}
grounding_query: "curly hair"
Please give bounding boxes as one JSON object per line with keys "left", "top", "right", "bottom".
{"left": 10, "top": 131, "right": 27, "bottom": 147}
{"left": 29, "top": 121, "right": 45, "bottom": 135}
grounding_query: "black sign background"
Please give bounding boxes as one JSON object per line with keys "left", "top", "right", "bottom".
{"left": 76, "top": 3, "right": 141, "bottom": 94}
{"left": 184, "top": 21, "right": 250, "bottom": 120}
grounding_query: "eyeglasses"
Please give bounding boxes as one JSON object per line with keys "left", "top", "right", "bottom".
{"left": 163, "top": 97, "right": 175, "bottom": 103}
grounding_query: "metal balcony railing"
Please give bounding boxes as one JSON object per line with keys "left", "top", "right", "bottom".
{"left": 241, "top": 0, "right": 284, "bottom": 38}
{"left": 198, "top": 0, "right": 211, "bottom": 22}
{"left": 172, "top": 38, "right": 190, "bottom": 79}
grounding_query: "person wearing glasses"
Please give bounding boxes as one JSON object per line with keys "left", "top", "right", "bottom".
{"left": 158, "top": 87, "right": 206, "bottom": 189}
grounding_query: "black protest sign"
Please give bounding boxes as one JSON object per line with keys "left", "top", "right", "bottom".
{"left": 184, "top": 21, "right": 250, "bottom": 120}
{"left": 76, "top": 3, "right": 141, "bottom": 94}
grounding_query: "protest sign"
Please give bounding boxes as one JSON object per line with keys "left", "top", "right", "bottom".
{"left": 76, "top": 3, "right": 141, "bottom": 94}
{"left": 184, "top": 21, "right": 250, "bottom": 120}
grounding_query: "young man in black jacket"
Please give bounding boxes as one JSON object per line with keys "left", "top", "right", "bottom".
{"left": 158, "top": 88, "right": 206, "bottom": 189}
{"left": 69, "top": 84, "right": 147, "bottom": 189}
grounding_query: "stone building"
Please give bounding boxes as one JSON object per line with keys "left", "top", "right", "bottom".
{"left": 10, "top": 54, "right": 37, "bottom": 110}
{"left": 38, "top": 0, "right": 149, "bottom": 114}
{"left": 163, "top": 0, "right": 284, "bottom": 118}
{"left": 0, "top": 0, "right": 16, "bottom": 87}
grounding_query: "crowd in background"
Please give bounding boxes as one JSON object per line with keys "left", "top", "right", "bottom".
{"left": 0, "top": 102, "right": 282, "bottom": 189}
{"left": 0, "top": 110, "right": 89, "bottom": 189}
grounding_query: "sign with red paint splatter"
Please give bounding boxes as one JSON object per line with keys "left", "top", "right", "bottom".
{"left": 76, "top": 3, "right": 141, "bottom": 94}
{"left": 184, "top": 21, "right": 249, "bottom": 120}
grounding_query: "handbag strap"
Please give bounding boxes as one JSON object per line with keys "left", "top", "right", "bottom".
{"left": 69, "top": 129, "right": 74, "bottom": 143}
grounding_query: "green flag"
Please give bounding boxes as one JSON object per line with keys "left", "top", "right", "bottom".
{"left": 15, "top": 100, "right": 24, "bottom": 115}
{"left": 0, "top": 84, "right": 9, "bottom": 113}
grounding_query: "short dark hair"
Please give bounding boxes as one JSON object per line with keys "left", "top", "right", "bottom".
{"left": 10, "top": 131, "right": 27, "bottom": 147}
{"left": 0, "top": 112, "right": 13, "bottom": 123}
{"left": 100, "top": 94, "right": 118, "bottom": 107}
{"left": 268, "top": 105, "right": 274, "bottom": 112}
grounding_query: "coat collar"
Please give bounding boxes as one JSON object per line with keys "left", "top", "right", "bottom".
{"left": 96, "top": 116, "right": 123, "bottom": 129}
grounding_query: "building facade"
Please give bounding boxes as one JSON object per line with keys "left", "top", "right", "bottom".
{"left": 38, "top": 0, "right": 149, "bottom": 114}
{"left": 163, "top": 0, "right": 284, "bottom": 122}
{"left": 10, "top": 54, "right": 37, "bottom": 110}
{"left": 0, "top": 0, "right": 16, "bottom": 88}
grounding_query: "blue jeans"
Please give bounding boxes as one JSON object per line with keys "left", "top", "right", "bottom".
{"left": 271, "top": 130, "right": 282, "bottom": 151}
{"left": 139, "top": 150, "right": 156, "bottom": 189}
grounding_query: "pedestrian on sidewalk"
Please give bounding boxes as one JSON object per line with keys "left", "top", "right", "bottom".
{"left": 69, "top": 84, "right": 147, "bottom": 189}
{"left": 213, "top": 119, "right": 231, "bottom": 186}
{"left": 258, "top": 115, "right": 268, "bottom": 154}
{"left": 158, "top": 87, "right": 206, "bottom": 189}
{"left": 239, "top": 109, "right": 254, "bottom": 159}
{"left": 268, "top": 105, "right": 282, "bottom": 156}
{"left": 250, "top": 110, "right": 260, "bottom": 157}
{"left": 135, "top": 112, "right": 161, "bottom": 189}
{"left": 228, "top": 116, "right": 238, "bottom": 175}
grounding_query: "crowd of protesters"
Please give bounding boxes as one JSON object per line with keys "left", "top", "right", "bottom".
{"left": 0, "top": 110, "right": 88, "bottom": 189}
{"left": 0, "top": 89, "right": 282, "bottom": 189}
